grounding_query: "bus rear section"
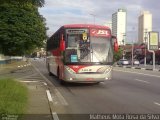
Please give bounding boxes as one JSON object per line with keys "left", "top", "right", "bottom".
{"left": 46, "top": 24, "right": 118, "bottom": 83}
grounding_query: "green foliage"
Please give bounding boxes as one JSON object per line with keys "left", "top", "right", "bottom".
{"left": 0, "top": 2, "right": 47, "bottom": 55}
{"left": 0, "top": 0, "right": 45, "bottom": 7}
{"left": 113, "top": 47, "right": 123, "bottom": 62}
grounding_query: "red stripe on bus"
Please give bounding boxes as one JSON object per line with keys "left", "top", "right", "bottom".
{"left": 68, "top": 65, "right": 88, "bottom": 73}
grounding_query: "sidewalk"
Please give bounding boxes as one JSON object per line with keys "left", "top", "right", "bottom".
{"left": 22, "top": 82, "right": 52, "bottom": 120}
{"left": 0, "top": 62, "right": 53, "bottom": 120}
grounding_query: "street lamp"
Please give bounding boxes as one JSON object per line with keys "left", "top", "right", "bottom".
{"left": 122, "top": 34, "right": 126, "bottom": 59}
{"left": 144, "top": 29, "right": 148, "bottom": 66}
{"left": 131, "top": 27, "right": 135, "bottom": 67}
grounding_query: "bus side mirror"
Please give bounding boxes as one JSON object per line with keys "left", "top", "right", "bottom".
{"left": 112, "top": 36, "right": 118, "bottom": 52}
{"left": 114, "top": 41, "right": 118, "bottom": 52}
{"left": 60, "top": 34, "right": 65, "bottom": 51}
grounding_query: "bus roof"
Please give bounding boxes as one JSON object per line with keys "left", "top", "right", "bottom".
{"left": 49, "top": 24, "right": 111, "bottom": 38}
{"left": 63, "top": 24, "right": 110, "bottom": 29}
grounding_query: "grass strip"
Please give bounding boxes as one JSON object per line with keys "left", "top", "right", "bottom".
{"left": 0, "top": 78, "right": 28, "bottom": 116}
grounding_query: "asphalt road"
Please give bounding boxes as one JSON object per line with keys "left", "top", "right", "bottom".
{"left": 31, "top": 59, "right": 160, "bottom": 119}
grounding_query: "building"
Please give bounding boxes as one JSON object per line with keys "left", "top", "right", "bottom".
{"left": 112, "top": 9, "right": 127, "bottom": 46}
{"left": 138, "top": 11, "right": 152, "bottom": 44}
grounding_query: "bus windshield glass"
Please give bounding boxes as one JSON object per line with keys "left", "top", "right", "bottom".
{"left": 65, "top": 29, "right": 113, "bottom": 64}
{"left": 90, "top": 37, "right": 113, "bottom": 63}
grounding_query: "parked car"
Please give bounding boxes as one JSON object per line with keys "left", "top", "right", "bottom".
{"left": 34, "top": 57, "right": 40, "bottom": 60}
{"left": 140, "top": 59, "right": 151, "bottom": 64}
{"left": 130, "top": 59, "right": 140, "bottom": 66}
{"left": 117, "top": 59, "right": 129, "bottom": 65}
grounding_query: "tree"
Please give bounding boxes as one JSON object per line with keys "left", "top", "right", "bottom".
{"left": 0, "top": 2, "right": 47, "bottom": 56}
{"left": 113, "top": 47, "right": 123, "bottom": 62}
{"left": 0, "top": 0, "right": 45, "bottom": 7}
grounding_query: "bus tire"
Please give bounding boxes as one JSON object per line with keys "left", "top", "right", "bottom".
{"left": 48, "top": 64, "right": 52, "bottom": 76}
{"left": 95, "top": 82, "right": 100, "bottom": 84}
{"left": 57, "top": 67, "right": 66, "bottom": 85}
{"left": 57, "top": 67, "right": 60, "bottom": 79}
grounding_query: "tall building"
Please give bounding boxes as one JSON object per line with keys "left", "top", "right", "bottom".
{"left": 112, "top": 9, "right": 127, "bottom": 46}
{"left": 138, "top": 11, "right": 152, "bottom": 43}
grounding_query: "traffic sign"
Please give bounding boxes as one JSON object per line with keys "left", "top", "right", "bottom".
{"left": 148, "top": 31, "right": 159, "bottom": 50}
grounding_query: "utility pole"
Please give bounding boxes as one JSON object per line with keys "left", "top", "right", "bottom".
{"left": 131, "top": 27, "right": 135, "bottom": 67}
{"left": 144, "top": 29, "right": 147, "bottom": 66}
{"left": 122, "top": 34, "right": 126, "bottom": 59}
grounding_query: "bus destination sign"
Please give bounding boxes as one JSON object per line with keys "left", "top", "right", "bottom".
{"left": 66, "top": 29, "right": 88, "bottom": 34}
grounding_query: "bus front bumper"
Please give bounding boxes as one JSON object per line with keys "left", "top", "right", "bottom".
{"left": 64, "top": 70, "right": 112, "bottom": 83}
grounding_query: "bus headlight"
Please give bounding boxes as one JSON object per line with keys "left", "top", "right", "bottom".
{"left": 69, "top": 78, "right": 73, "bottom": 81}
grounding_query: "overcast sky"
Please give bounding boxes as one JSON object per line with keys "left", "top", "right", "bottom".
{"left": 39, "top": 0, "right": 160, "bottom": 42}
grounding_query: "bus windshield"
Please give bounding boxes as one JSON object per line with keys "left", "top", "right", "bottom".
{"left": 90, "top": 37, "right": 113, "bottom": 63}
{"left": 65, "top": 29, "right": 113, "bottom": 64}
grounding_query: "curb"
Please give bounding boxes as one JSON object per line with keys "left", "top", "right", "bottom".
{"left": 115, "top": 65, "right": 160, "bottom": 72}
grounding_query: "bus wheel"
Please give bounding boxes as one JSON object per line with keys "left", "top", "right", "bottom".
{"left": 48, "top": 64, "right": 52, "bottom": 76}
{"left": 57, "top": 67, "right": 66, "bottom": 85}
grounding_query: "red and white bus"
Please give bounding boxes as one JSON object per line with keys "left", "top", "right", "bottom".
{"left": 46, "top": 24, "right": 118, "bottom": 83}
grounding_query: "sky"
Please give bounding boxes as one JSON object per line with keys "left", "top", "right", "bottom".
{"left": 39, "top": 0, "right": 160, "bottom": 42}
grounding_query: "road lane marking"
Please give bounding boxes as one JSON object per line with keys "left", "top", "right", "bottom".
{"left": 134, "top": 79, "right": 150, "bottom": 84}
{"left": 114, "top": 69, "right": 160, "bottom": 78}
{"left": 52, "top": 112, "right": 59, "bottom": 120}
{"left": 46, "top": 90, "right": 53, "bottom": 102}
{"left": 154, "top": 102, "right": 160, "bottom": 106}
